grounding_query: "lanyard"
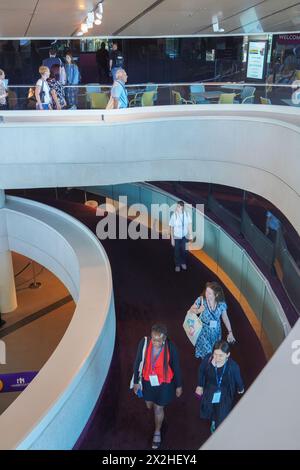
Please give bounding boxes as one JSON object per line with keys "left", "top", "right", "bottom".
{"left": 151, "top": 343, "right": 163, "bottom": 373}
{"left": 214, "top": 360, "right": 227, "bottom": 390}
{"left": 206, "top": 298, "right": 218, "bottom": 321}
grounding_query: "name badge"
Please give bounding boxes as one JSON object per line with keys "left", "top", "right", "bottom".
{"left": 212, "top": 391, "right": 221, "bottom": 403}
{"left": 149, "top": 374, "right": 160, "bottom": 387}
{"left": 210, "top": 320, "right": 217, "bottom": 328}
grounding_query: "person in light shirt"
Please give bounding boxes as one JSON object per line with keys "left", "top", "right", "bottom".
{"left": 265, "top": 210, "right": 280, "bottom": 243}
{"left": 169, "top": 201, "right": 192, "bottom": 272}
{"left": 35, "top": 66, "right": 52, "bottom": 110}
{"left": 110, "top": 68, "right": 128, "bottom": 109}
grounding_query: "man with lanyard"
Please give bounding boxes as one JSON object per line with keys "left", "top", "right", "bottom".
{"left": 111, "top": 69, "right": 128, "bottom": 109}
{"left": 169, "top": 200, "right": 192, "bottom": 272}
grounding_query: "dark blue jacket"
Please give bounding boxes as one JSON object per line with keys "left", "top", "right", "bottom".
{"left": 198, "top": 354, "right": 244, "bottom": 400}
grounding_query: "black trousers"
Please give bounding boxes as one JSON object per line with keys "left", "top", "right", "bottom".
{"left": 174, "top": 237, "right": 187, "bottom": 267}
{"left": 267, "top": 228, "right": 277, "bottom": 243}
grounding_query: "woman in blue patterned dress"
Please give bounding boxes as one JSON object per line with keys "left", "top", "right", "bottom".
{"left": 189, "top": 282, "right": 236, "bottom": 359}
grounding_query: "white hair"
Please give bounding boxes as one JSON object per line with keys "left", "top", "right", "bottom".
{"left": 115, "top": 69, "right": 126, "bottom": 80}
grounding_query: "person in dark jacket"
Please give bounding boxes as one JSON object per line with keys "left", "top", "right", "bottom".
{"left": 132, "top": 324, "right": 183, "bottom": 449}
{"left": 195, "top": 340, "right": 244, "bottom": 433}
{"left": 96, "top": 42, "right": 109, "bottom": 83}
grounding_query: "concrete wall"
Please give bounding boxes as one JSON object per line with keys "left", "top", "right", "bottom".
{"left": 1, "top": 105, "right": 300, "bottom": 234}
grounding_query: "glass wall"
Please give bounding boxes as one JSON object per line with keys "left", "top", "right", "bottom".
{"left": 83, "top": 182, "right": 290, "bottom": 355}
{"left": 0, "top": 35, "right": 249, "bottom": 85}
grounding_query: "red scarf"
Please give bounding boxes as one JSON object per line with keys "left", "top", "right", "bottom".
{"left": 143, "top": 340, "right": 174, "bottom": 384}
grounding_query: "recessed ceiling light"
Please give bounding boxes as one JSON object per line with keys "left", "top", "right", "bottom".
{"left": 95, "top": 19, "right": 102, "bottom": 25}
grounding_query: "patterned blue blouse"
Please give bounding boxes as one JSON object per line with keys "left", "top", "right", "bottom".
{"left": 194, "top": 298, "right": 227, "bottom": 359}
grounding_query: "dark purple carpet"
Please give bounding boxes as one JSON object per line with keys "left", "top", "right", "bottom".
{"left": 25, "top": 195, "right": 266, "bottom": 451}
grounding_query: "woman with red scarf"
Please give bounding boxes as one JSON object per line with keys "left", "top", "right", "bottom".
{"left": 132, "top": 324, "right": 183, "bottom": 449}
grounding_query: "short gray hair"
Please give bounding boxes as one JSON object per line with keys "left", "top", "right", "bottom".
{"left": 115, "top": 69, "right": 126, "bottom": 80}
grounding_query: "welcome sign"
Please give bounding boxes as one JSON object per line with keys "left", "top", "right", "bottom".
{"left": 246, "top": 41, "right": 267, "bottom": 80}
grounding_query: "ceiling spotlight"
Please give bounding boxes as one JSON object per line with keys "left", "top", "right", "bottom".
{"left": 94, "top": 19, "right": 102, "bottom": 25}
{"left": 96, "top": 2, "right": 103, "bottom": 18}
{"left": 81, "top": 23, "right": 88, "bottom": 33}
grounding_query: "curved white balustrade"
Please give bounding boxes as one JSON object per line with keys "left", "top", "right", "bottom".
{"left": 0, "top": 196, "right": 115, "bottom": 449}
{"left": 1, "top": 105, "right": 300, "bottom": 234}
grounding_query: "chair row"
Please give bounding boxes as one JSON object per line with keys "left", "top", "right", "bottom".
{"left": 85, "top": 84, "right": 272, "bottom": 109}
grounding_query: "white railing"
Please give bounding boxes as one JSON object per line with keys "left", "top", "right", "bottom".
{"left": 0, "top": 196, "right": 115, "bottom": 449}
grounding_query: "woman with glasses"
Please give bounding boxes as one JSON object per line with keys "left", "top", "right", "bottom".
{"left": 195, "top": 340, "right": 244, "bottom": 433}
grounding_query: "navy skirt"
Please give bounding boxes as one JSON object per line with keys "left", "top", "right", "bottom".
{"left": 142, "top": 379, "right": 176, "bottom": 406}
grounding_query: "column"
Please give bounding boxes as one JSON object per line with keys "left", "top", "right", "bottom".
{"left": 0, "top": 189, "right": 18, "bottom": 313}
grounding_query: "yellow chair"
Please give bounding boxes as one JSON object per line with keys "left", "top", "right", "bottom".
{"left": 171, "top": 90, "right": 194, "bottom": 105}
{"left": 89, "top": 92, "right": 109, "bottom": 109}
{"left": 295, "top": 70, "right": 300, "bottom": 80}
{"left": 218, "top": 93, "right": 236, "bottom": 104}
{"left": 129, "top": 91, "right": 156, "bottom": 107}
{"left": 141, "top": 91, "right": 156, "bottom": 106}
{"left": 260, "top": 97, "right": 271, "bottom": 105}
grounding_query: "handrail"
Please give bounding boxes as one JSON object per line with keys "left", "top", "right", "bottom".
{"left": 3, "top": 81, "right": 298, "bottom": 89}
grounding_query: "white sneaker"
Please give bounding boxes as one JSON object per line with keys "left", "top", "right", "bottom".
{"left": 175, "top": 266, "right": 180, "bottom": 272}
{"left": 181, "top": 264, "right": 187, "bottom": 270}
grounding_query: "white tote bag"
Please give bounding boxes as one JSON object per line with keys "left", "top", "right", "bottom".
{"left": 183, "top": 310, "right": 202, "bottom": 346}
{"left": 130, "top": 336, "right": 148, "bottom": 389}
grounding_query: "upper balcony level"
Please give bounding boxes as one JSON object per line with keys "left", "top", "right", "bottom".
{"left": 1, "top": 85, "right": 300, "bottom": 235}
